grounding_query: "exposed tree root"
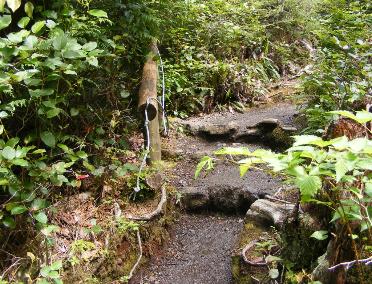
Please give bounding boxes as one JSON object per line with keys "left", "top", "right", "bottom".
{"left": 241, "top": 240, "right": 266, "bottom": 267}
{"left": 127, "top": 186, "right": 167, "bottom": 221}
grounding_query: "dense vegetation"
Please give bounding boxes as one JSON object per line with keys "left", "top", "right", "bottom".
{"left": 0, "top": 0, "right": 370, "bottom": 283}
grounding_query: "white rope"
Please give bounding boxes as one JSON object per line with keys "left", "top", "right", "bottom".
{"left": 155, "top": 45, "right": 168, "bottom": 136}
{"left": 135, "top": 98, "right": 151, "bottom": 193}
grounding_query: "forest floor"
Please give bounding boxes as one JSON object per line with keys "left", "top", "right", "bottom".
{"left": 130, "top": 80, "right": 300, "bottom": 284}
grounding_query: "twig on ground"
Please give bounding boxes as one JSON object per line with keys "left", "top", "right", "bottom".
{"left": 127, "top": 230, "right": 143, "bottom": 280}
{"left": 127, "top": 186, "right": 167, "bottom": 221}
{"left": 328, "top": 257, "right": 372, "bottom": 271}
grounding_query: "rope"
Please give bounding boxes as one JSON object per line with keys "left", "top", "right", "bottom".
{"left": 134, "top": 98, "right": 151, "bottom": 193}
{"left": 155, "top": 45, "right": 169, "bottom": 137}
{"left": 134, "top": 44, "right": 168, "bottom": 193}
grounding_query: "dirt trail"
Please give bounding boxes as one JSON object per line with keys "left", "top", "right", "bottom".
{"left": 131, "top": 100, "right": 299, "bottom": 284}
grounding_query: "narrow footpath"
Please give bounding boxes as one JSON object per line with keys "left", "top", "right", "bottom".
{"left": 131, "top": 90, "right": 300, "bottom": 284}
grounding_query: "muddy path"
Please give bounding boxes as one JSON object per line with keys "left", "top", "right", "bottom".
{"left": 130, "top": 98, "right": 300, "bottom": 284}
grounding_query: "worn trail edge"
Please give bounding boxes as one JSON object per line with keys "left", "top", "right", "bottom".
{"left": 131, "top": 101, "right": 299, "bottom": 284}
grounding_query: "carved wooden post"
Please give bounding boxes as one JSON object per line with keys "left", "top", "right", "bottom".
{"left": 138, "top": 41, "right": 161, "bottom": 164}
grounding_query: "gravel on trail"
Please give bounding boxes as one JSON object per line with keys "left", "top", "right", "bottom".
{"left": 130, "top": 214, "right": 244, "bottom": 284}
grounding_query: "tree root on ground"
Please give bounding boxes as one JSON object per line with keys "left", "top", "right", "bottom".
{"left": 127, "top": 186, "right": 167, "bottom": 221}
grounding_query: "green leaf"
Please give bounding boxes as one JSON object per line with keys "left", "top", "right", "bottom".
{"left": 29, "top": 89, "right": 54, "bottom": 97}
{"left": 34, "top": 211, "right": 48, "bottom": 224}
{"left": 0, "top": 0, "right": 5, "bottom": 12}
{"left": 296, "top": 174, "right": 322, "bottom": 198}
{"left": 17, "top": 17, "right": 30, "bottom": 28}
{"left": 41, "top": 224, "right": 59, "bottom": 236}
{"left": 335, "top": 158, "right": 348, "bottom": 182}
{"left": 0, "top": 15, "right": 11, "bottom": 30}
{"left": 40, "top": 131, "right": 56, "bottom": 148}
{"left": 11, "top": 205, "right": 27, "bottom": 215}
{"left": 53, "top": 33, "right": 68, "bottom": 50}
{"left": 6, "top": 0, "right": 21, "bottom": 12}
{"left": 31, "top": 20, "right": 45, "bottom": 34}
{"left": 88, "top": 9, "right": 108, "bottom": 18}
{"left": 310, "top": 230, "right": 329, "bottom": 241}
{"left": 2, "top": 146, "right": 16, "bottom": 160}
{"left": 46, "top": 108, "right": 61, "bottom": 118}
{"left": 82, "top": 42, "right": 97, "bottom": 51}
{"left": 215, "top": 147, "right": 251, "bottom": 155}
{"left": 40, "top": 266, "right": 50, "bottom": 278}
{"left": 70, "top": 108, "right": 79, "bottom": 116}
{"left": 12, "top": 158, "right": 29, "bottom": 167}
{"left": 49, "top": 260, "right": 62, "bottom": 271}
{"left": 76, "top": 151, "right": 88, "bottom": 159}
{"left": 48, "top": 270, "right": 60, "bottom": 279}
{"left": 24, "top": 1, "right": 34, "bottom": 18}
{"left": 269, "top": 268, "right": 279, "bottom": 279}
{"left": 0, "top": 178, "right": 9, "bottom": 185}
{"left": 3, "top": 216, "right": 16, "bottom": 228}
{"left": 195, "top": 156, "right": 213, "bottom": 179}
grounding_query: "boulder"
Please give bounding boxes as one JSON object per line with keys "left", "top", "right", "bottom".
{"left": 246, "top": 198, "right": 296, "bottom": 227}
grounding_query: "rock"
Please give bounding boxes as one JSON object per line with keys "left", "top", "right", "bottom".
{"left": 181, "top": 186, "right": 209, "bottom": 211}
{"left": 185, "top": 120, "right": 239, "bottom": 138}
{"left": 246, "top": 198, "right": 295, "bottom": 227}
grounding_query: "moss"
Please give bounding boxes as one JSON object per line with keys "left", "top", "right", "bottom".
{"left": 231, "top": 220, "right": 270, "bottom": 284}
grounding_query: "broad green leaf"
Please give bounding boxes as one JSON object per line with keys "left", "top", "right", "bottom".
{"left": 34, "top": 211, "right": 48, "bottom": 224}
{"left": 2, "top": 146, "right": 16, "bottom": 160}
{"left": 355, "top": 111, "right": 372, "bottom": 124}
{"left": 82, "top": 42, "right": 97, "bottom": 51}
{"left": 310, "top": 230, "right": 328, "bottom": 240}
{"left": 296, "top": 174, "right": 322, "bottom": 198}
{"left": 195, "top": 156, "right": 213, "bottom": 179}
{"left": 48, "top": 270, "right": 60, "bottom": 279}
{"left": 70, "top": 108, "right": 79, "bottom": 116}
{"left": 76, "top": 151, "right": 88, "bottom": 159}
{"left": 0, "top": 15, "right": 11, "bottom": 30}
{"left": 12, "top": 158, "right": 29, "bottom": 167}
{"left": 11, "top": 205, "right": 27, "bottom": 215}
{"left": 215, "top": 147, "right": 251, "bottom": 155}
{"left": 293, "top": 135, "right": 322, "bottom": 146}
{"left": 31, "top": 198, "right": 47, "bottom": 211}
{"left": 6, "top": 0, "right": 21, "bottom": 12}
{"left": 239, "top": 164, "right": 250, "bottom": 177}
{"left": 17, "top": 17, "right": 30, "bottom": 28}
{"left": 24, "top": 1, "right": 34, "bottom": 17}
{"left": 88, "top": 9, "right": 108, "bottom": 18}
{"left": 40, "top": 131, "right": 56, "bottom": 148}
{"left": 40, "top": 266, "right": 50, "bottom": 277}
{"left": 46, "top": 19, "right": 56, "bottom": 29}
{"left": 46, "top": 108, "right": 61, "bottom": 118}
{"left": 0, "top": 0, "right": 5, "bottom": 12}
{"left": 0, "top": 178, "right": 9, "bottom": 185}
{"left": 31, "top": 21, "right": 45, "bottom": 33}
{"left": 29, "top": 89, "right": 54, "bottom": 97}
{"left": 49, "top": 260, "right": 62, "bottom": 271}
{"left": 53, "top": 33, "right": 68, "bottom": 50}
{"left": 41, "top": 224, "right": 59, "bottom": 236}
{"left": 335, "top": 158, "right": 348, "bottom": 182}
{"left": 62, "top": 50, "right": 83, "bottom": 59}
{"left": 87, "top": 56, "right": 98, "bottom": 67}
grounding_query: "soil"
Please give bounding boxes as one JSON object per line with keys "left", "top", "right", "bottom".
{"left": 130, "top": 214, "right": 244, "bottom": 284}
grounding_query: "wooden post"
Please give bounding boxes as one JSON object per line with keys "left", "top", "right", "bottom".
{"left": 138, "top": 41, "right": 161, "bottom": 164}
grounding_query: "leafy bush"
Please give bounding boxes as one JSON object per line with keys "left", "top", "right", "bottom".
{"left": 301, "top": 0, "right": 371, "bottom": 133}
{"left": 199, "top": 110, "right": 372, "bottom": 282}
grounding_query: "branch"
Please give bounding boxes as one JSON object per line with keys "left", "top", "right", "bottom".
{"left": 328, "top": 257, "right": 372, "bottom": 271}
{"left": 127, "top": 186, "right": 167, "bottom": 221}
